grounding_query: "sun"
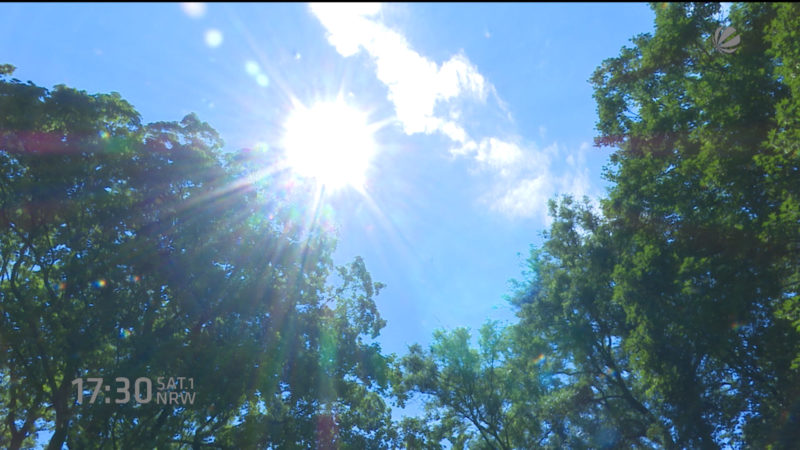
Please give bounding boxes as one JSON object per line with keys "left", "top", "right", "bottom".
{"left": 282, "top": 99, "right": 376, "bottom": 191}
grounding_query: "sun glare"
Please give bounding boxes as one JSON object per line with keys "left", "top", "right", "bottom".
{"left": 282, "top": 100, "right": 376, "bottom": 191}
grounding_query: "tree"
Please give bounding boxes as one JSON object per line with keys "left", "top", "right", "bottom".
{"left": 399, "top": 3, "right": 799, "bottom": 448}
{"left": 762, "top": 3, "right": 800, "bottom": 373}
{"left": 511, "top": 197, "right": 674, "bottom": 449}
{"left": 394, "top": 322, "right": 555, "bottom": 449}
{"left": 587, "top": 2, "right": 799, "bottom": 446}
{"left": 0, "top": 64, "right": 398, "bottom": 448}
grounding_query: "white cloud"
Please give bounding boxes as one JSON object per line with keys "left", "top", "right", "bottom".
{"left": 438, "top": 55, "right": 487, "bottom": 102}
{"left": 310, "top": 3, "right": 598, "bottom": 223}
{"left": 476, "top": 138, "right": 523, "bottom": 170}
{"left": 489, "top": 175, "right": 553, "bottom": 222}
{"left": 310, "top": 3, "right": 487, "bottom": 137}
{"left": 479, "top": 141, "right": 597, "bottom": 220}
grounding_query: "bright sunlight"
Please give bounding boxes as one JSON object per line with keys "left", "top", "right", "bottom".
{"left": 282, "top": 99, "right": 376, "bottom": 191}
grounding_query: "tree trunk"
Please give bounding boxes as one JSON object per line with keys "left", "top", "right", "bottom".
{"left": 46, "top": 382, "right": 70, "bottom": 450}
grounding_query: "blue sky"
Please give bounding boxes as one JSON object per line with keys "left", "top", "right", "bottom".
{"left": 0, "top": 2, "right": 660, "bottom": 359}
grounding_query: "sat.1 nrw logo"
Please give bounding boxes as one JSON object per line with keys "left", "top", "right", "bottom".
{"left": 712, "top": 26, "right": 741, "bottom": 54}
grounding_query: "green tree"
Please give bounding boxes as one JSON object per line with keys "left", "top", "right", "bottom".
{"left": 587, "top": 1, "right": 799, "bottom": 446}
{"left": 395, "top": 322, "right": 554, "bottom": 449}
{"left": 400, "top": 2, "right": 799, "bottom": 448}
{"left": 0, "top": 65, "right": 397, "bottom": 448}
{"left": 763, "top": 3, "right": 800, "bottom": 372}
{"left": 511, "top": 197, "right": 673, "bottom": 449}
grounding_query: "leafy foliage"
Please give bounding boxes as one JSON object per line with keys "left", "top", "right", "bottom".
{"left": 0, "top": 65, "right": 397, "bottom": 449}
{"left": 589, "top": 3, "right": 800, "bottom": 446}
{"left": 395, "top": 322, "right": 556, "bottom": 449}
{"left": 398, "top": 3, "right": 800, "bottom": 448}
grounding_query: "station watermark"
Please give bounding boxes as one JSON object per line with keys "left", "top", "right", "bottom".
{"left": 712, "top": 26, "right": 741, "bottom": 54}
{"left": 72, "top": 377, "right": 195, "bottom": 405}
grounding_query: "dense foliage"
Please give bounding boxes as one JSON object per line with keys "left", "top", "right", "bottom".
{"left": 0, "top": 63, "right": 396, "bottom": 449}
{"left": 397, "top": 3, "right": 799, "bottom": 448}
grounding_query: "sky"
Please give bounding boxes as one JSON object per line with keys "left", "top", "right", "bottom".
{"left": 0, "top": 2, "right": 663, "bottom": 367}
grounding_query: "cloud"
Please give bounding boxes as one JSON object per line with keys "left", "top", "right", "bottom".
{"left": 490, "top": 175, "right": 553, "bottom": 221}
{"left": 478, "top": 140, "right": 595, "bottom": 222}
{"left": 310, "top": 3, "right": 597, "bottom": 222}
{"left": 476, "top": 138, "right": 523, "bottom": 168}
{"left": 475, "top": 138, "right": 524, "bottom": 179}
{"left": 310, "top": 3, "right": 487, "bottom": 137}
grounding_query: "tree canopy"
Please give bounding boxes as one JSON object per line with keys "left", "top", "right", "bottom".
{"left": 0, "top": 63, "right": 397, "bottom": 449}
{"left": 396, "top": 3, "right": 799, "bottom": 448}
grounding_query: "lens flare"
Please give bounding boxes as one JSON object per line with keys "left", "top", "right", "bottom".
{"left": 204, "top": 29, "right": 223, "bottom": 48}
{"left": 181, "top": 2, "right": 207, "bottom": 18}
